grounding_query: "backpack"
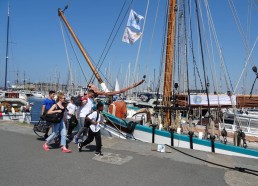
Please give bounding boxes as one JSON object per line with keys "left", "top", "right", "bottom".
{"left": 74, "top": 96, "right": 82, "bottom": 107}
{"left": 84, "top": 112, "right": 99, "bottom": 128}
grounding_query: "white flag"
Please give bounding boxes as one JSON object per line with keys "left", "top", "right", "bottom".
{"left": 122, "top": 27, "right": 142, "bottom": 45}
{"left": 127, "top": 9, "right": 144, "bottom": 30}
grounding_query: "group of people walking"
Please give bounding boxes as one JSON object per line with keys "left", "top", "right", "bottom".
{"left": 41, "top": 90, "right": 103, "bottom": 155}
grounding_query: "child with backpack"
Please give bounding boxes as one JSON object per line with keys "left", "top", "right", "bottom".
{"left": 78, "top": 102, "right": 104, "bottom": 156}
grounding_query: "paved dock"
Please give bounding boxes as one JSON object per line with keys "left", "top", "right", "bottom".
{"left": 0, "top": 121, "right": 258, "bottom": 186}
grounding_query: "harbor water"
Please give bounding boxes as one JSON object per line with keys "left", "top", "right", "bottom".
{"left": 28, "top": 97, "right": 43, "bottom": 122}
{"left": 28, "top": 97, "right": 140, "bottom": 124}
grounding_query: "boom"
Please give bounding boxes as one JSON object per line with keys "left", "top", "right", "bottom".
{"left": 58, "top": 8, "right": 109, "bottom": 92}
{"left": 58, "top": 8, "right": 145, "bottom": 95}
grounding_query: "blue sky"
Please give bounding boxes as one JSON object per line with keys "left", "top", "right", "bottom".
{"left": 0, "top": 0, "right": 257, "bottom": 94}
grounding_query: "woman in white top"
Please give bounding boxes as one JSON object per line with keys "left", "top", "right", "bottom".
{"left": 78, "top": 102, "right": 104, "bottom": 156}
{"left": 66, "top": 97, "right": 78, "bottom": 138}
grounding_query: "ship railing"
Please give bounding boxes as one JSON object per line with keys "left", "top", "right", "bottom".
{"left": 219, "top": 117, "right": 258, "bottom": 137}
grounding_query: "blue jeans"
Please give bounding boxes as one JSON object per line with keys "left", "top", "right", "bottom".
{"left": 46, "top": 120, "right": 67, "bottom": 146}
{"left": 74, "top": 117, "right": 84, "bottom": 132}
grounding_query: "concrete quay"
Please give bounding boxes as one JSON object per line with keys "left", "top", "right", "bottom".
{"left": 0, "top": 121, "right": 258, "bottom": 186}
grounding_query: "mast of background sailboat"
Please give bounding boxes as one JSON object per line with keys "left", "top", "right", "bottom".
{"left": 16, "top": 70, "right": 19, "bottom": 87}
{"left": 183, "top": 0, "right": 191, "bottom": 124}
{"left": 4, "top": 1, "right": 10, "bottom": 90}
{"left": 194, "top": 0, "right": 212, "bottom": 138}
{"left": 23, "top": 72, "right": 26, "bottom": 90}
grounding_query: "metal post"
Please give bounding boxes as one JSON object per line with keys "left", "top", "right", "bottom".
{"left": 4, "top": 2, "right": 10, "bottom": 90}
{"left": 210, "top": 135, "right": 215, "bottom": 153}
{"left": 152, "top": 124, "right": 156, "bottom": 143}
{"left": 188, "top": 131, "right": 194, "bottom": 149}
{"left": 221, "top": 128, "right": 227, "bottom": 144}
{"left": 170, "top": 128, "right": 175, "bottom": 146}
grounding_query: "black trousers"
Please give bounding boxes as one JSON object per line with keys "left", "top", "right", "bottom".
{"left": 67, "top": 119, "right": 77, "bottom": 136}
{"left": 81, "top": 129, "right": 102, "bottom": 153}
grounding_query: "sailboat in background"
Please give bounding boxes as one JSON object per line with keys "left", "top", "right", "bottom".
{"left": 0, "top": 1, "right": 32, "bottom": 123}
{"left": 115, "top": 79, "right": 120, "bottom": 92}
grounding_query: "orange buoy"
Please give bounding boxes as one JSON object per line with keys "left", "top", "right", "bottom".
{"left": 108, "top": 101, "right": 127, "bottom": 119}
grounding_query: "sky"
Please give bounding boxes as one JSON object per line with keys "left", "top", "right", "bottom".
{"left": 0, "top": 0, "right": 257, "bottom": 94}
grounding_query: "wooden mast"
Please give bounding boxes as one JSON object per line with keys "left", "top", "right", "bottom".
{"left": 58, "top": 8, "right": 145, "bottom": 95}
{"left": 58, "top": 8, "right": 109, "bottom": 92}
{"left": 162, "top": 0, "right": 177, "bottom": 128}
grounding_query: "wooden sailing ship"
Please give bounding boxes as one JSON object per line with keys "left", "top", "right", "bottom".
{"left": 55, "top": 1, "right": 258, "bottom": 159}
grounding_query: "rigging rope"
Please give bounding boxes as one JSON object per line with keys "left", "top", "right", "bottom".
{"left": 198, "top": 0, "right": 218, "bottom": 94}
{"left": 187, "top": 0, "right": 204, "bottom": 90}
{"left": 195, "top": 0, "right": 213, "bottom": 138}
{"left": 89, "top": 0, "right": 129, "bottom": 84}
{"left": 61, "top": 15, "right": 115, "bottom": 89}
{"left": 204, "top": 0, "right": 234, "bottom": 93}
{"left": 252, "top": 0, "right": 258, "bottom": 10}
{"left": 90, "top": 0, "right": 134, "bottom": 88}
{"left": 132, "top": 0, "right": 150, "bottom": 85}
{"left": 156, "top": 0, "right": 169, "bottom": 93}
{"left": 204, "top": 0, "right": 243, "bottom": 128}
{"left": 146, "top": 0, "right": 161, "bottom": 89}
{"left": 228, "top": 0, "right": 255, "bottom": 65}
{"left": 59, "top": 18, "right": 74, "bottom": 89}
{"left": 59, "top": 3, "right": 124, "bottom": 89}
{"left": 247, "top": 0, "right": 252, "bottom": 45}
{"left": 61, "top": 20, "right": 88, "bottom": 83}
{"left": 183, "top": 0, "right": 190, "bottom": 101}
{"left": 234, "top": 36, "right": 258, "bottom": 93}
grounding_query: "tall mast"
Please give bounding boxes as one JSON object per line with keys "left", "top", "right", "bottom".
{"left": 58, "top": 8, "right": 109, "bottom": 92}
{"left": 162, "top": 0, "right": 177, "bottom": 127}
{"left": 4, "top": 1, "right": 10, "bottom": 90}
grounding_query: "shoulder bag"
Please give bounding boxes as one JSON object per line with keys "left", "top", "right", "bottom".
{"left": 45, "top": 104, "right": 63, "bottom": 124}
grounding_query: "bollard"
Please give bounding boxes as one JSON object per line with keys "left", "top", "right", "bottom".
{"left": 188, "top": 131, "right": 194, "bottom": 149}
{"left": 221, "top": 128, "right": 227, "bottom": 144}
{"left": 170, "top": 128, "right": 175, "bottom": 146}
{"left": 151, "top": 124, "right": 156, "bottom": 143}
{"left": 210, "top": 135, "right": 216, "bottom": 153}
{"left": 239, "top": 130, "right": 247, "bottom": 148}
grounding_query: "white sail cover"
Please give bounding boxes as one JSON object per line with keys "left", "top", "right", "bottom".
{"left": 190, "top": 95, "right": 236, "bottom": 106}
{"left": 115, "top": 79, "right": 120, "bottom": 91}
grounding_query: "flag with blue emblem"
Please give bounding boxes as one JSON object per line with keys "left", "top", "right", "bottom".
{"left": 122, "top": 27, "right": 142, "bottom": 45}
{"left": 126, "top": 9, "right": 144, "bottom": 30}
